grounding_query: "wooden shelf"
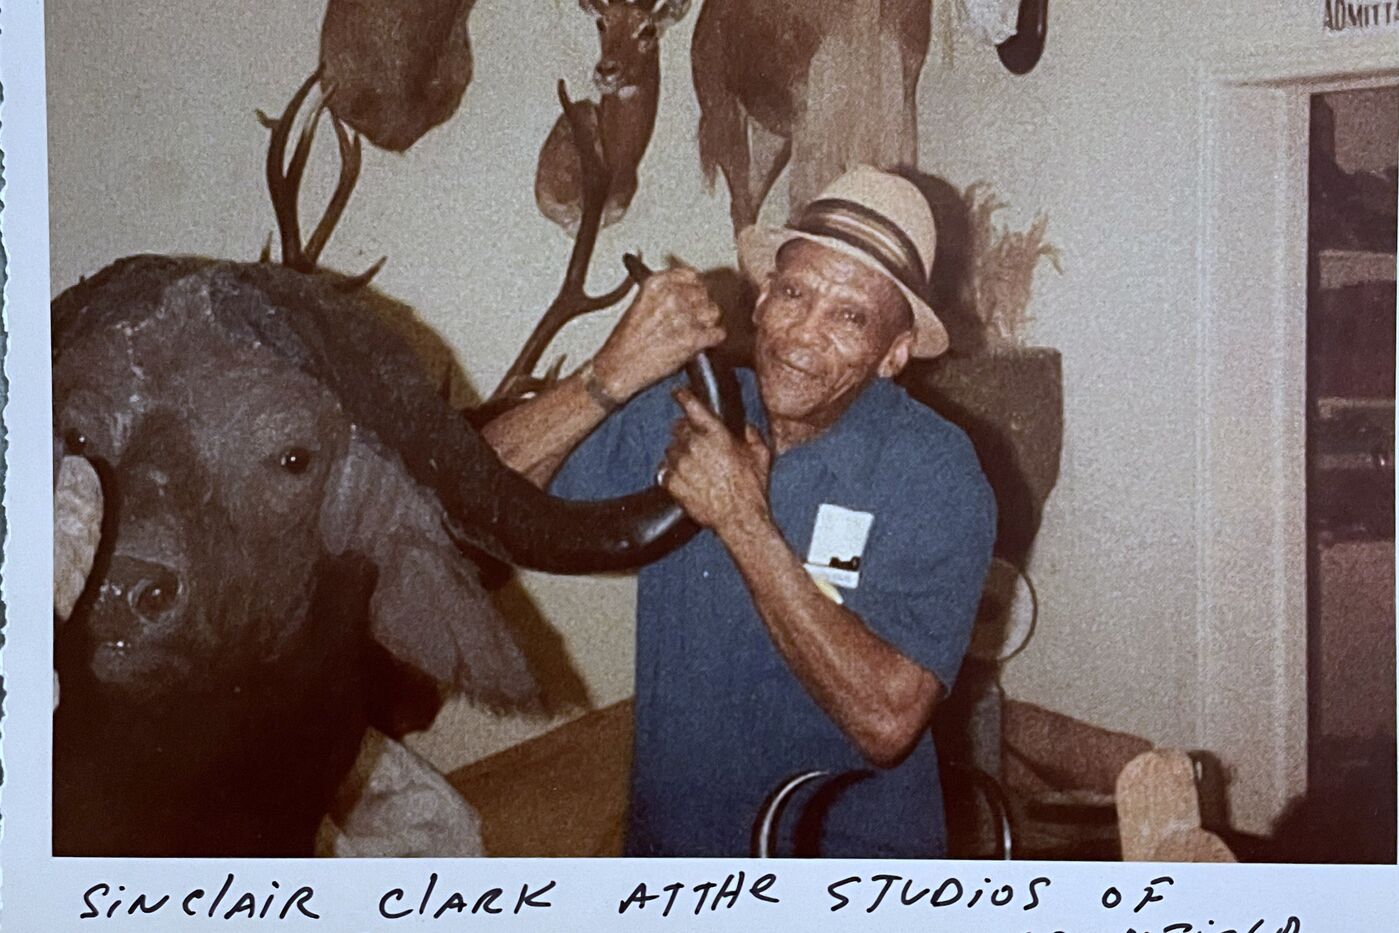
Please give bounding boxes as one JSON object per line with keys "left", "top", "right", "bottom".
{"left": 1319, "top": 249, "right": 1397, "bottom": 290}
{"left": 1317, "top": 452, "right": 1391, "bottom": 472}
{"left": 1316, "top": 395, "right": 1394, "bottom": 419}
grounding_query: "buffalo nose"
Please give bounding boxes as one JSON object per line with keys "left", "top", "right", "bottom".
{"left": 596, "top": 60, "right": 621, "bottom": 80}
{"left": 119, "top": 560, "right": 183, "bottom": 624}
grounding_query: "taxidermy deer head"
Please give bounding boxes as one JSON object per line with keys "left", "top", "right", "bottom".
{"left": 534, "top": 0, "right": 693, "bottom": 236}
{"left": 692, "top": 0, "right": 931, "bottom": 234}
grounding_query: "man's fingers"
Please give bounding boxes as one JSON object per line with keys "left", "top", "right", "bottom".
{"left": 659, "top": 444, "right": 692, "bottom": 498}
{"left": 744, "top": 424, "right": 770, "bottom": 462}
{"left": 672, "top": 387, "right": 723, "bottom": 432}
{"left": 699, "top": 324, "right": 727, "bottom": 348}
{"left": 743, "top": 425, "right": 772, "bottom": 474}
{"left": 669, "top": 417, "right": 694, "bottom": 455}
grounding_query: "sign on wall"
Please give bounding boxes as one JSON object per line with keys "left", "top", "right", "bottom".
{"left": 1323, "top": 0, "right": 1399, "bottom": 33}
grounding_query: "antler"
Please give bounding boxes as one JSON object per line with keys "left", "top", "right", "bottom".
{"left": 489, "top": 80, "right": 638, "bottom": 404}
{"left": 258, "top": 68, "right": 382, "bottom": 283}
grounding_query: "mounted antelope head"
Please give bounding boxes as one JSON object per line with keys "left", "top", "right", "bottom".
{"left": 320, "top": 0, "right": 479, "bottom": 153}
{"left": 692, "top": 0, "right": 932, "bottom": 235}
{"left": 534, "top": 0, "right": 692, "bottom": 236}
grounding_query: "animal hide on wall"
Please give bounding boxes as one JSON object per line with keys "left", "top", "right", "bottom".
{"left": 692, "top": 0, "right": 932, "bottom": 234}
{"left": 320, "top": 0, "right": 478, "bottom": 152}
{"left": 792, "top": 0, "right": 916, "bottom": 211}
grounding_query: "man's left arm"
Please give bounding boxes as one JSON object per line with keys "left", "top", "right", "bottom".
{"left": 663, "top": 390, "right": 996, "bottom": 769}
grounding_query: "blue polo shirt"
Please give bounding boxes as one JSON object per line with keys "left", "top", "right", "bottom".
{"left": 551, "top": 369, "right": 995, "bottom": 857}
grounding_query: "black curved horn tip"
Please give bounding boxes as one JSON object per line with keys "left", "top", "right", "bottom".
{"left": 996, "top": 0, "right": 1047, "bottom": 75}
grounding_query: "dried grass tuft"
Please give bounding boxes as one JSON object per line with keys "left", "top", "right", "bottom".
{"left": 963, "top": 181, "right": 1063, "bottom": 347}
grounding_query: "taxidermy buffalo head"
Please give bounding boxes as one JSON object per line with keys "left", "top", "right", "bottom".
{"left": 51, "top": 255, "right": 691, "bottom": 856}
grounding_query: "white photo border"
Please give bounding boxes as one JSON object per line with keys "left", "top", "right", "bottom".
{"left": 3, "top": 1, "right": 1397, "bottom": 929}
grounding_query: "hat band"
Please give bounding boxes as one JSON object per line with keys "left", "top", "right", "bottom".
{"left": 793, "top": 197, "right": 928, "bottom": 298}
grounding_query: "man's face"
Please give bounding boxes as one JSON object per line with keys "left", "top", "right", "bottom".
{"left": 753, "top": 239, "right": 914, "bottom": 431}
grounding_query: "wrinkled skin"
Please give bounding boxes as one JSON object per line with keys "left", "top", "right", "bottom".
{"left": 753, "top": 239, "right": 913, "bottom": 444}
{"left": 51, "top": 256, "right": 699, "bottom": 856}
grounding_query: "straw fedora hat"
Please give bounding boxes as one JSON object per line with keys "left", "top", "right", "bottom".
{"left": 736, "top": 165, "right": 948, "bottom": 358}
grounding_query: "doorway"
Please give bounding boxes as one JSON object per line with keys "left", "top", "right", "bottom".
{"left": 1197, "top": 42, "right": 1398, "bottom": 842}
{"left": 1301, "top": 84, "right": 1396, "bottom": 863}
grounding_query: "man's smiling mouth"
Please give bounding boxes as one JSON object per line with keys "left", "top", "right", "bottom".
{"left": 768, "top": 351, "right": 820, "bottom": 379}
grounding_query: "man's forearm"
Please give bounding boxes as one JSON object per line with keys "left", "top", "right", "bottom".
{"left": 482, "top": 267, "right": 724, "bottom": 487}
{"left": 481, "top": 367, "right": 610, "bottom": 488}
{"left": 719, "top": 515, "right": 941, "bottom": 768}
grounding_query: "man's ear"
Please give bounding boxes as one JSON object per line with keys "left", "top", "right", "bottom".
{"left": 320, "top": 432, "right": 539, "bottom": 710}
{"left": 877, "top": 329, "right": 914, "bottom": 379}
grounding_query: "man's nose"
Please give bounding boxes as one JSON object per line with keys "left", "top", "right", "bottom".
{"left": 776, "top": 300, "right": 827, "bottom": 345}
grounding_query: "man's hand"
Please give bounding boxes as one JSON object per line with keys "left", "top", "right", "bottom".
{"left": 662, "top": 387, "right": 772, "bottom": 538}
{"left": 664, "top": 387, "right": 944, "bottom": 769}
{"left": 593, "top": 267, "right": 726, "bottom": 403}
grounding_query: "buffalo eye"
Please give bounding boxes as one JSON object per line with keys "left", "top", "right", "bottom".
{"left": 64, "top": 429, "right": 89, "bottom": 456}
{"left": 638, "top": 23, "right": 657, "bottom": 41}
{"left": 279, "top": 447, "right": 313, "bottom": 475}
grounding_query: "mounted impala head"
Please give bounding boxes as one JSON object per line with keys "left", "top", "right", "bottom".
{"left": 535, "top": 0, "right": 692, "bottom": 235}
{"left": 580, "top": 0, "right": 690, "bottom": 95}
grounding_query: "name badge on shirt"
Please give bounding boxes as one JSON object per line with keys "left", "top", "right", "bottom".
{"left": 804, "top": 503, "right": 874, "bottom": 593}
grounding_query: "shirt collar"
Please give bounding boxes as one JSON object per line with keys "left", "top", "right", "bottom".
{"left": 742, "top": 370, "right": 900, "bottom": 489}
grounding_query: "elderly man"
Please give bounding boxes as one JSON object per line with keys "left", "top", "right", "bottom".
{"left": 484, "top": 166, "right": 995, "bottom": 857}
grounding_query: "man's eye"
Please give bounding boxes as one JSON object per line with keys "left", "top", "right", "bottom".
{"left": 278, "top": 447, "right": 313, "bottom": 475}
{"left": 781, "top": 284, "right": 801, "bottom": 299}
{"left": 839, "top": 308, "right": 866, "bottom": 326}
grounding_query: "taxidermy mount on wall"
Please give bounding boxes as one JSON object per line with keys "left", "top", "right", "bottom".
{"left": 535, "top": 0, "right": 693, "bottom": 236}
{"left": 51, "top": 70, "right": 728, "bottom": 857}
{"left": 692, "top": 0, "right": 932, "bottom": 234}
{"left": 320, "top": 0, "right": 479, "bottom": 152}
{"left": 995, "top": 0, "right": 1047, "bottom": 75}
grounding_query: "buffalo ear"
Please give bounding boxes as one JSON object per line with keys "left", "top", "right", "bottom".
{"left": 320, "top": 433, "right": 540, "bottom": 710}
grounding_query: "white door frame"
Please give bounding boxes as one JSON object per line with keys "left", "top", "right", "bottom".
{"left": 1195, "top": 35, "right": 1398, "bottom": 834}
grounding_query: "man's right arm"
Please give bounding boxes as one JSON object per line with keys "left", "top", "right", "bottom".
{"left": 480, "top": 365, "right": 621, "bottom": 488}
{"left": 481, "top": 267, "right": 725, "bottom": 489}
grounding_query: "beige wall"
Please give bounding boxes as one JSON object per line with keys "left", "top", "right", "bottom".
{"left": 47, "top": 2, "right": 1398, "bottom": 825}
{"left": 918, "top": 2, "right": 1222, "bottom": 752}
